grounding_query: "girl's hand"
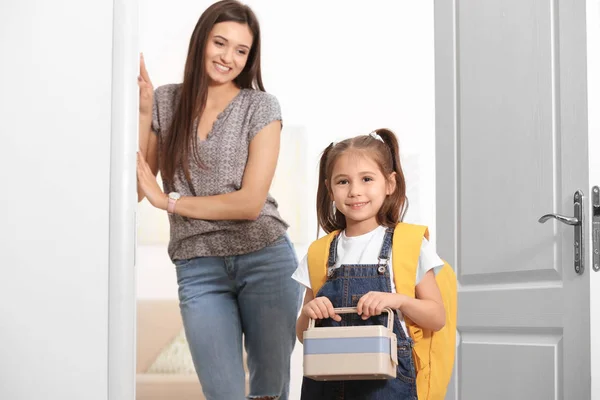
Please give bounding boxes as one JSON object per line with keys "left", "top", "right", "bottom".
{"left": 356, "top": 291, "right": 407, "bottom": 320}
{"left": 302, "top": 296, "right": 342, "bottom": 322}
{"left": 138, "top": 53, "right": 154, "bottom": 116}
{"left": 137, "top": 152, "right": 166, "bottom": 209}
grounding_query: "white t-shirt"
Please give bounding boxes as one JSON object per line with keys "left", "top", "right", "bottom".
{"left": 292, "top": 225, "right": 444, "bottom": 336}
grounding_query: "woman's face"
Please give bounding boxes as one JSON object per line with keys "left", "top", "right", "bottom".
{"left": 204, "top": 21, "right": 253, "bottom": 86}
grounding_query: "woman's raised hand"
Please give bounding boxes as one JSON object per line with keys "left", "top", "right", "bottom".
{"left": 138, "top": 53, "right": 154, "bottom": 116}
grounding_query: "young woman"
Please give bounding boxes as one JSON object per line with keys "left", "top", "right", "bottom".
{"left": 137, "top": 2, "right": 302, "bottom": 399}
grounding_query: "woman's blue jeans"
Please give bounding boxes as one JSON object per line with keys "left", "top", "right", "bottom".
{"left": 174, "top": 234, "right": 303, "bottom": 400}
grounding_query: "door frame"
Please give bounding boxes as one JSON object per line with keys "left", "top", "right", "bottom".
{"left": 433, "top": 1, "right": 458, "bottom": 397}
{"left": 108, "top": 0, "right": 138, "bottom": 398}
{"left": 587, "top": 0, "right": 600, "bottom": 398}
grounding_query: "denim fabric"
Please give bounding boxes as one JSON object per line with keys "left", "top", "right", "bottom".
{"left": 301, "top": 229, "right": 418, "bottom": 400}
{"left": 175, "top": 234, "right": 303, "bottom": 400}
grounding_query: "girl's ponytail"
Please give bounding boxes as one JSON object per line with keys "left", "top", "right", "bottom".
{"left": 316, "top": 142, "right": 346, "bottom": 236}
{"left": 373, "top": 128, "right": 409, "bottom": 222}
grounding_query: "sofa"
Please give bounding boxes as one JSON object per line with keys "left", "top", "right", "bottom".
{"left": 136, "top": 299, "right": 205, "bottom": 400}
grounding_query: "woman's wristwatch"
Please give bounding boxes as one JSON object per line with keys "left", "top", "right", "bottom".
{"left": 167, "top": 192, "right": 181, "bottom": 214}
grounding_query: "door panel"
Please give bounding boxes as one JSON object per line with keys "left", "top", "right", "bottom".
{"left": 461, "top": 333, "right": 561, "bottom": 399}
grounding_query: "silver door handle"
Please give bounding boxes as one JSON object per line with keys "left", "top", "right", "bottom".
{"left": 538, "top": 214, "right": 580, "bottom": 226}
{"left": 538, "top": 190, "right": 584, "bottom": 275}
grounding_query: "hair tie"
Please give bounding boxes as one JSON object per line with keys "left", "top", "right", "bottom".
{"left": 369, "top": 131, "right": 384, "bottom": 143}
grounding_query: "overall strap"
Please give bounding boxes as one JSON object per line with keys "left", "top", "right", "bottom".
{"left": 327, "top": 232, "right": 341, "bottom": 268}
{"left": 378, "top": 227, "right": 395, "bottom": 266}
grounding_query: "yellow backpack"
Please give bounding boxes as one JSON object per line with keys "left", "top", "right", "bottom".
{"left": 307, "top": 222, "right": 457, "bottom": 400}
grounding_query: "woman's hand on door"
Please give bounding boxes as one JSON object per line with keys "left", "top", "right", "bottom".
{"left": 138, "top": 53, "right": 153, "bottom": 117}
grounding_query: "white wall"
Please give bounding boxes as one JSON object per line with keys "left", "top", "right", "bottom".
{"left": 138, "top": 1, "right": 435, "bottom": 399}
{"left": 0, "top": 0, "right": 114, "bottom": 399}
{"left": 587, "top": 0, "right": 600, "bottom": 398}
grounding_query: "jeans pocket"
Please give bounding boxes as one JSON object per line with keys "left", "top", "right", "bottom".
{"left": 396, "top": 344, "right": 416, "bottom": 383}
{"left": 268, "top": 235, "right": 288, "bottom": 247}
{"left": 174, "top": 258, "right": 193, "bottom": 268}
{"left": 265, "top": 234, "right": 298, "bottom": 268}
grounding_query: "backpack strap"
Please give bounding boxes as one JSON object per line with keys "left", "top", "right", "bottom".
{"left": 391, "top": 222, "right": 431, "bottom": 386}
{"left": 307, "top": 230, "right": 340, "bottom": 295}
{"left": 392, "top": 222, "right": 430, "bottom": 298}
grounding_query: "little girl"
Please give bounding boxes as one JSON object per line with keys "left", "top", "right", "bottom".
{"left": 293, "top": 129, "right": 446, "bottom": 399}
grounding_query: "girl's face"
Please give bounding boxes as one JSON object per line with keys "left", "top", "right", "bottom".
{"left": 204, "top": 21, "right": 253, "bottom": 86}
{"left": 329, "top": 151, "right": 396, "bottom": 235}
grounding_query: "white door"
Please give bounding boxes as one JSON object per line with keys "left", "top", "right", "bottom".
{"left": 435, "top": 1, "right": 591, "bottom": 399}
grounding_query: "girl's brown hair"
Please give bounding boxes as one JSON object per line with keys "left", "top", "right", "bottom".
{"left": 316, "top": 128, "right": 408, "bottom": 235}
{"left": 160, "top": 0, "right": 264, "bottom": 183}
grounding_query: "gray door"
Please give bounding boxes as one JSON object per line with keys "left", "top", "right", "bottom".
{"left": 435, "top": 1, "right": 590, "bottom": 399}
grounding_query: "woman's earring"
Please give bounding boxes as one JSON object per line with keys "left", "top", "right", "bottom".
{"left": 332, "top": 201, "right": 337, "bottom": 216}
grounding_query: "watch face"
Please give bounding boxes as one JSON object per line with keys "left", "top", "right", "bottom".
{"left": 169, "top": 192, "right": 181, "bottom": 200}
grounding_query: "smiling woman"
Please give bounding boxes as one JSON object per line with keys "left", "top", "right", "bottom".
{"left": 136, "top": 1, "right": 302, "bottom": 400}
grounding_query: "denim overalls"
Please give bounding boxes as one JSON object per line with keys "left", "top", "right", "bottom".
{"left": 301, "top": 228, "right": 418, "bottom": 400}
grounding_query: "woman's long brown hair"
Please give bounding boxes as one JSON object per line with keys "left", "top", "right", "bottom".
{"left": 161, "top": 0, "right": 264, "bottom": 184}
{"left": 316, "top": 128, "right": 408, "bottom": 235}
